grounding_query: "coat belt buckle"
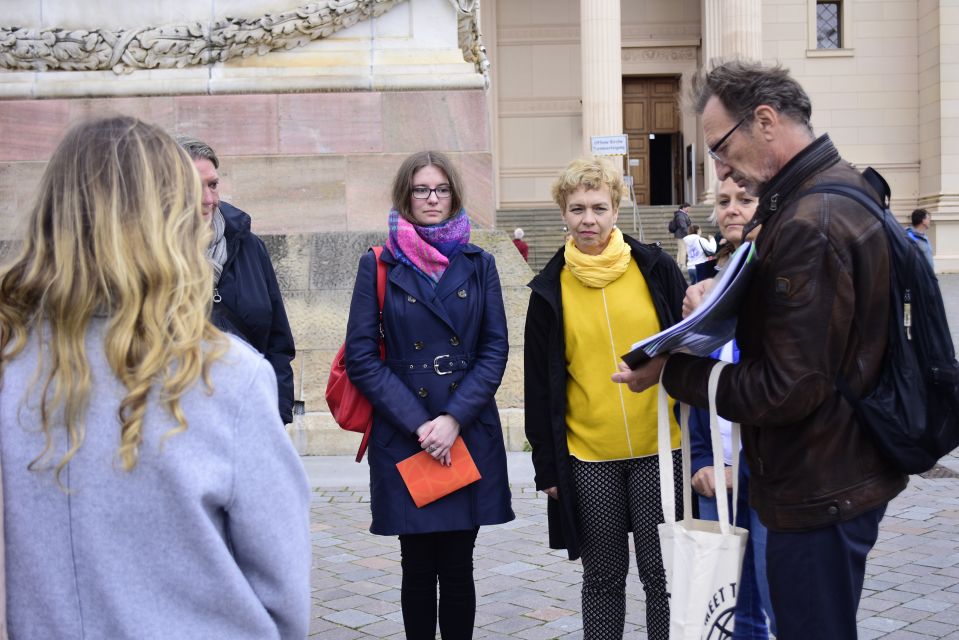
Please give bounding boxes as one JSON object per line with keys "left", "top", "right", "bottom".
{"left": 433, "top": 354, "right": 452, "bottom": 375}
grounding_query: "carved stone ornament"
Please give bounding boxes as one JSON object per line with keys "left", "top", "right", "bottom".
{"left": 0, "top": 0, "right": 484, "bottom": 77}
{"left": 621, "top": 46, "right": 698, "bottom": 63}
{"left": 446, "top": 0, "right": 489, "bottom": 86}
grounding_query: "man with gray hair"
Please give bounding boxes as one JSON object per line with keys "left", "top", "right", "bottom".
{"left": 613, "top": 60, "right": 907, "bottom": 638}
{"left": 177, "top": 136, "right": 296, "bottom": 425}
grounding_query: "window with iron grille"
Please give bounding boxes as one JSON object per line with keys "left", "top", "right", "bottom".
{"left": 817, "top": 1, "right": 842, "bottom": 49}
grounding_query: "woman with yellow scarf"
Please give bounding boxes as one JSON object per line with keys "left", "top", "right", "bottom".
{"left": 524, "top": 157, "right": 687, "bottom": 639}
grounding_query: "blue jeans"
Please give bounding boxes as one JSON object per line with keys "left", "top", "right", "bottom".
{"left": 698, "top": 490, "right": 776, "bottom": 639}
{"left": 766, "top": 504, "right": 886, "bottom": 640}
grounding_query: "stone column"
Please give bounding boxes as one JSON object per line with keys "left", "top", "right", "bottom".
{"left": 580, "top": 0, "right": 623, "bottom": 155}
{"left": 698, "top": 0, "right": 762, "bottom": 202}
{"left": 722, "top": 0, "right": 763, "bottom": 61}
{"left": 700, "top": 0, "right": 723, "bottom": 201}
{"left": 918, "top": 0, "right": 959, "bottom": 271}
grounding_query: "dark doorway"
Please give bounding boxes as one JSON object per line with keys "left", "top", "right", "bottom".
{"left": 622, "top": 76, "right": 682, "bottom": 205}
{"left": 649, "top": 133, "right": 673, "bottom": 205}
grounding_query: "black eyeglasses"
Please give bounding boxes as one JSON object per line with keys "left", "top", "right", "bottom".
{"left": 707, "top": 116, "right": 747, "bottom": 164}
{"left": 412, "top": 185, "right": 452, "bottom": 199}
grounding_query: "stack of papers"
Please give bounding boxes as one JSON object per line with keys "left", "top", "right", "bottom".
{"left": 622, "top": 241, "right": 757, "bottom": 368}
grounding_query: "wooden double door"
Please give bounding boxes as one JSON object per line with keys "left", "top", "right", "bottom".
{"left": 623, "top": 76, "right": 683, "bottom": 206}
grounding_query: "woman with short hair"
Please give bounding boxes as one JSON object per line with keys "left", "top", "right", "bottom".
{"left": 524, "top": 156, "right": 687, "bottom": 639}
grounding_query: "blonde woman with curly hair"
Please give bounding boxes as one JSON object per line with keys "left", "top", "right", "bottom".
{"left": 0, "top": 117, "right": 310, "bottom": 639}
{"left": 524, "top": 156, "right": 687, "bottom": 639}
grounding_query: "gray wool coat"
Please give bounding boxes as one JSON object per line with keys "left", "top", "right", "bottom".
{"left": 1, "top": 320, "right": 311, "bottom": 639}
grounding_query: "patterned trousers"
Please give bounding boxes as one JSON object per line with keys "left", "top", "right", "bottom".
{"left": 570, "top": 451, "right": 683, "bottom": 640}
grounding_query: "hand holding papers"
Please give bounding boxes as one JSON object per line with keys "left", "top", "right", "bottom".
{"left": 622, "top": 242, "right": 757, "bottom": 369}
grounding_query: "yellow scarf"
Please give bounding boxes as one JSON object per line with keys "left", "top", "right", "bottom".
{"left": 564, "top": 227, "right": 632, "bottom": 288}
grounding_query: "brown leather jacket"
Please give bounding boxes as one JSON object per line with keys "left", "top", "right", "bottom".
{"left": 663, "top": 135, "right": 907, "bottom": 531}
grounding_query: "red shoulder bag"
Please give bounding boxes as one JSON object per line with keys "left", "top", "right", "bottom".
{"left": 326, "top": 246, "right": 387, "bottom": 462}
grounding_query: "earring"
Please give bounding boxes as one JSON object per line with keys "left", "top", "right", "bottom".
{"left": 562, "top": 225, "right": 568, "bottom": 233}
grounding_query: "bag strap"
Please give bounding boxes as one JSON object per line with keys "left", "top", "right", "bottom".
{"left": 372, "top": 246, "right": 387, "bottom": 309}
{"left": 657, "top": 370, "right": 680, "bottom": 524}
{"left": 796, "top": 182, "right": 886, "bottom": 409}
{"left": 354, "top": 247, "right": 387, "bottom": 463}
{"left": 657, "top": 361, "right": 740, "bottom": 533}
{"left": 708, "top": 361, "right": 739, "bottom": 532}
{"left": 372, "top": 245, "right": 387, "bottom": 336}
{"left": 800, "top": 182, "right": 885, "bottom": 224}
{"left": 657, "top": 370, "right": 697, "bottom": 525}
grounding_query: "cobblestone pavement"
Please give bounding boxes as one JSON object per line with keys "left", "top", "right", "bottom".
{"left": 307, "top": 275, "right": 959, "bottom": 639}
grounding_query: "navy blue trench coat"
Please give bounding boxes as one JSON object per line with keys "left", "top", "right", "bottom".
{"left": 345, "top": 244, "right": 515, "bottom": 535}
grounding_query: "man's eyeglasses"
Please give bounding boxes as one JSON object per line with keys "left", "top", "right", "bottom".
{"left": 412, "top": 186, "right": 452, "bottom": 199}
{"left": 707, "top": 116, "right": 747, "bottom": 164}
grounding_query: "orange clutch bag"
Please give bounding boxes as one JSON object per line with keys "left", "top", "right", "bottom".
{"left": 396, "top": 436, "right": 482, "bottom": 508}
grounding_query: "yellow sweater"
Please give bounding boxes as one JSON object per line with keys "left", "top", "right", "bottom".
{"left": 561, "top": 262, "right": 681, "bottom": 460}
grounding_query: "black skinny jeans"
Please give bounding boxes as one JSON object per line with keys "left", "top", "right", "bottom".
{"left": 398, "top": 528, "right": 480, "bottom": 640}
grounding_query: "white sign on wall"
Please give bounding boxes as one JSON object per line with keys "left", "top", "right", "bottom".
{"left": 590, "top": 134, "right": 629, "bottom": 156}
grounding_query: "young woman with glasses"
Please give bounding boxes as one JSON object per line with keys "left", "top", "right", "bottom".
{"left": 344, "top": 150, "right": 514, "bottom": 639}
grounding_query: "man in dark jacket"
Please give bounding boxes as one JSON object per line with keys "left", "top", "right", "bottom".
{"left": 177, "top": 136, "right": 296, "bottom": 424}
{"left": 669, "top": 203, "right": 691, "bottom": 266}
{"left": 613, "top": 60, "right": 907, "bottom": 639}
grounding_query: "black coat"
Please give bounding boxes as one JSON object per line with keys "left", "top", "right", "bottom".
{"left": 212, "top": 202, "right": 296, "bottom": 424}
{"left": 523, "top": 234, "right": 686, "bottom": 560}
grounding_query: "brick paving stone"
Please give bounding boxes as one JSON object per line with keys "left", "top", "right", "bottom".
{"left": 515, "top": 626, "right": 576, "bottom": 640}
{"left": 915, "top": 573, "right": 959, "bottom": 589}
{"left": 860, "top": 596, "right": 901, "bottom": 613}
{"left": 902, "top": 597, "right": 954, "bottom": 613}
{"left": 322, "top": 609, "right": 382, "bottom": 628}
{"left": 859, "top": 616, "right": 910, "bottom": 633}
{"left": 928, "top": 591, "right": 959, "bottom": 605}
{"left": 542, "top": 615, "right": 583, "bottom": 633}
{"left": 491, "top": 561, "right": 541, "bottom": 576}
{"left": 367, "top": 593, "right": 401, "bottom": 608}
{"left": 930, "top": 606, "right": 959, "bottom": 626}
{"left": 355, "top": 619, "right": 405, "bottom": 637}
{"left": 353, "top": 555, "right": 397, "bottom": 570}
{"left": 881, "top": 631, "right": 936, "bottom": 640}
{"left": 873, "top": 570, "right": 921, "bottom": 585}
{"left": 881, "top": 605, "right": 931, "bottom": 623}
{"left": 904, "top": 618, "right": 959, "bottom": 636}
{"left": 341, "top": 580, "right": 391, "bottom": 596}
{"left": 309, "top": 625, "right": 364, "bottom": 639}
{"left": 311, "top": 587, "right": 356, "bottom": 602}
{"left": 483, "top": 615, "right": 543, "bottom": 634}
{"left": 322, "top": 594, "right": 379, "bottom": 611}
{"left": 525, "top": 606, "right": 577, "bottom": 622}
{"left": 896, "top": 563, "right": 941, "bottom": 577}
{"left": 870, "top": 589, "right": 923, "bottom": 605}
{"left": 898, "top": 581, "right": 947, "bottom": 596}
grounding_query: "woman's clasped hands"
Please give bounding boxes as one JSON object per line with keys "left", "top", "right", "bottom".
{"left": 416, "top": 414, "right": 461, "bottom": 466}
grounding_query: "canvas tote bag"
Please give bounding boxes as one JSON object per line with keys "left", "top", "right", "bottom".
{"left": 657, "top": 361, "right": 749, "bottom": 639}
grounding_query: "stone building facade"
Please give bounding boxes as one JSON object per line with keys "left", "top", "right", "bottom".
{"left": 486, "top": 0, "right": 959, "bottom": 269}
{"left": 1, "top": 0, "right": 957, "bottom": 454}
